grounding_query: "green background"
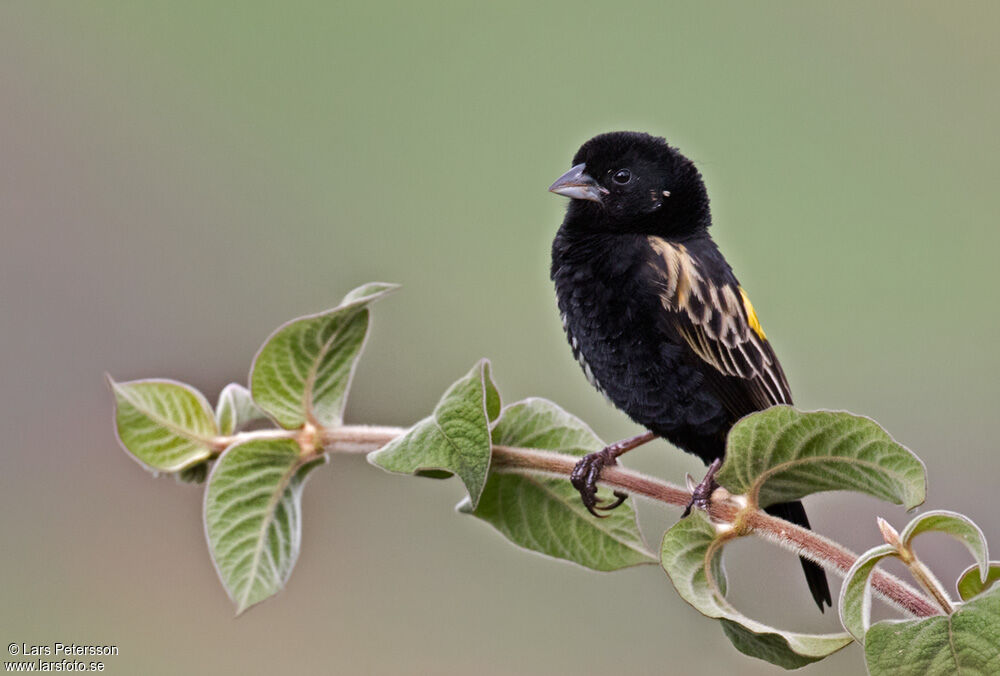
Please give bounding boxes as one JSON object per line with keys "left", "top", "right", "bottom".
{"left": 2, "top": 2, "right": 997, "bottom": 673}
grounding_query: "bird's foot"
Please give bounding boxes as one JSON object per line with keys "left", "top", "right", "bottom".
{"left": 682, "top": 458, "right": 723, "bottom": 517}
{"left": 570, "top": 432, "right": 656, "bottom": 517}
{"left": 571, "top": 447, "right": 628, "bottom": 517}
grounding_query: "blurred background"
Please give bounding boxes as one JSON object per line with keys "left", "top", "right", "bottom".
{"left": 2, "top": 2, "right": 998, "bottom": 674}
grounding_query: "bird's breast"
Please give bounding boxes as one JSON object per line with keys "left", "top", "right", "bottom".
{"left": 552, "top": 231, "right": 728, "bottom": 440}
{"left": 553, "top": 240, "right": 676, "bottom": 396}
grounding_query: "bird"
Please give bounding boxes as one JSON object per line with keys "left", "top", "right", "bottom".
{"left": 548, "top": 130, "right": 831, "bottom": 611}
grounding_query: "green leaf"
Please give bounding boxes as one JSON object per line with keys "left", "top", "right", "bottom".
{"left": 957, "top": 561, "right": 1000, "bottom": 602}
{"left": 660, "top": 512, "right": 851, "bottom": 668}
{"left": 865, "top": 584, "right": 1000, "bottom": 675}
{"left": 216, "top": 383, "right": 268, "bottom": 436}
{"left": 110, "top": 377, "right": 218, "bottom": 472}
{"left": 457, "top": 398, "right": 655, "bottom": 571}
{"left": 900, "top": 510, "right": 989, "bottom": 585}
{"left": 716, "top": 407, "right": 925, "bottom": 510}
{"left": 249, "top": 282, "right": 398, "bottom": 429}
{"left": 838, "top": 544, "right": 898, "bottom": 643}
{"left": 204, "top": 438, "right": 325, "bottom": 614}
{"left": 368, "top": 360, "right": 499, "bottom": 508}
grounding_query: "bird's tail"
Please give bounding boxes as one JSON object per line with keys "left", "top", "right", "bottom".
{"left": 764, "top": 500, "right": 832, "bottom": 612}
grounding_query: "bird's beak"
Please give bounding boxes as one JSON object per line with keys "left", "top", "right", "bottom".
{"left": 548, "top": 163, "right": 606, "bottom": 204}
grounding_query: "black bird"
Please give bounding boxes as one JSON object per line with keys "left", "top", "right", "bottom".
{"left": 548, "top": 131, "right": 831, "bottom": 611}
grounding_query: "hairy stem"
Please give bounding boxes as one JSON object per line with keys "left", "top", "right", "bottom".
{"left": 256, "top": 424, "right": 940, "bottom": 617}
{"left": 904, "top": 557, "right": 954, "bottom": 615}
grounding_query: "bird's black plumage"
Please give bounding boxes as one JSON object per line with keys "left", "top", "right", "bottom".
{"left": 549, "top": 131, "right": 831, "bottom": 611}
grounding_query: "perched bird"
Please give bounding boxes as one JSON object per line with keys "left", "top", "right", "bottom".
{"left": 548, "top": 131, "right": 831, "bottom": 611}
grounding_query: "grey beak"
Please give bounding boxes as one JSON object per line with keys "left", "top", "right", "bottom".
{"left": 548, "top": 163, "right": 606, "bottom": 204}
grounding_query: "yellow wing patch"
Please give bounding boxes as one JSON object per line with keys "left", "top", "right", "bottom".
{"left": 645, "top": 237, "right": 790, "bottom": 406}
{"left": 739, "top": 287, "right": 767, "bottom": 341}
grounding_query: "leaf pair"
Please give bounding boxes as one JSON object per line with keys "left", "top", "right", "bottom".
{"left": 840, "top": 511, "right": 1000, "bottom": 674}
{"left": 110, "top": 283, "right": 397, "bottom": 471}
{"left": 110, "top": 283, "right": 396, "bottom": 613}
{"left": 661, "top": 512, "right": 852, "bottom": 669}
{"left": 661, "top": 406, "right": 927, "bottom": 668}
{"left": 369, "top": 361, "right": 656, "bottom": 571}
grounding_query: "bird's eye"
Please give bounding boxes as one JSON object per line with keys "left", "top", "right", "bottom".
{"left": 612, "top": 169, "right": 631, "bottom": 184}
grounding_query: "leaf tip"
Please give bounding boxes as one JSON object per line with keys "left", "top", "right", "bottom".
{"left": 365, "top": 446, "right": 386, "bottom": 469}
{"left": 454, "top": 497, "right": 473, "bottom": 514}
{"left": 233, "top": 598, "right": 256, "bottom": 616}
{"left": 475, "top": 357, "right": 492, "bottom": 378}
{"left": 877, "top": 517, "right": 901, "bottom": 549}
{"left": 341, "top": 281, "right": 401, "bottom": 305}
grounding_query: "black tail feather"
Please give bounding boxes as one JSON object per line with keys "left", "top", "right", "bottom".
{"left": 764, "top": 500, "right": 832, "bottom": 612}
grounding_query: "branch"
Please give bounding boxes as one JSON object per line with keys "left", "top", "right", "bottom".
{"left": 314, "top": 425, "right": 938, "bottom": 616}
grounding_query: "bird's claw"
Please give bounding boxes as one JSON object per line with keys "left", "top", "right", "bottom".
{"left": 682, "top": 458, "right": 722, "bottom": 518}
{"left": 571, "top": 447, "right": 629, "bottom": 518}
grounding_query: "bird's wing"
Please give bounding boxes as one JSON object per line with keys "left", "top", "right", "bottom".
{"left": 645, "top": 236, "right": 791, "bottom": 412}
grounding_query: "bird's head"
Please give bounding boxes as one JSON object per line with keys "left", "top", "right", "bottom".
{"left": 549, "top": 131, "right": 711, "bottom": 237}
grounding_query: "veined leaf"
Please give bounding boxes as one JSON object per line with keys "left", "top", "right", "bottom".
{"left": 838, "top": 544, "right": 898, "bottom": 643}
{"left": 900, "top": 510, "right": 989, "bottom": 585}
{"left": 204, "top": 438, "right": 325, "bottom": 614}
{"left": 957, "top": 561, "right": 1000, "bottom": 601}
{"left": 457, "top": 398, "right": 655, "bottom": 571}
{"left": 717, "top": 407, "right": 925, "bottom": 510}
{"left": 660, "top": 512, "right": 851, "bottom": 668}
{"left": 110, "top": 377, "right": 217, "bottom": 472}
{"left": 250, "top": 282, "right": 397, "bottom": 429}
{"left": 369, "top": 360, "right": 499, "bottom": 508}
{"left": 216, "top": 383, "right": 268, "bottom": 436}
{"left": 865, "top": 584, "right": 1000, "bottom": 675}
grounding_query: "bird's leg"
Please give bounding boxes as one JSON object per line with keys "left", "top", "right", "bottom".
{"left": 682, "top": 457, "right": 723, "bottom": 517}
{"left": 571, "top": 431, "right": 656, "bottom": 517}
